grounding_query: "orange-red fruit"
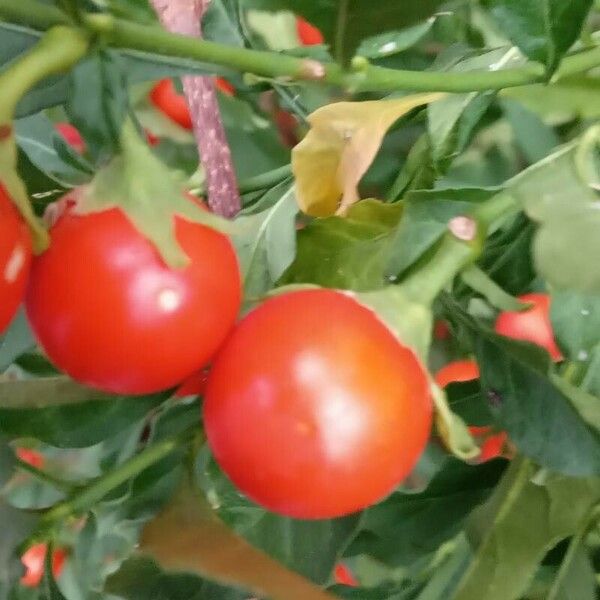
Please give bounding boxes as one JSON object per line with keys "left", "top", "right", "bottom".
{"left": 204, "top": 289, "right": 432, "bottom": 519}
{"left": 468, "top": 426, "right": 508, "bottom": 462}
{"left": 334, "top": 563, "right": 358, "bottom": 587}
{"left": 55, "top": 123, "right": 86, "bottom": 154}
{"left": 175, "top": 368, "right": 209, "bottom": 397}
{"left": 435, "top": 361, "right": 507, "bottom": 462}
{"left": 149, "top": 79, "right": 193, "bottom": 130}
{"left": 15, "top": 448, "right": 44, "bottom": 469}
{"left": 0, "top": 186, "right": 32, "bottom": 334}
{"left": 494, "top": 293, "right": 562, "bottom": 361}
{"left": 433, "top": 320, "right": 450, "bottom": 340}
{"left": 26, "top": 191, "right": 241, "bottom": 395}
{"left": 434, "top": 360, "right": 479, "bottom": 388}
{"left": 215, "top": 77, "right": 235, "bottom": 96}
{"left": 20, "top": 544, "right": 66, "bottom": 587}
{"left": 296, "top": 16, "right": 324, "bottom": 45}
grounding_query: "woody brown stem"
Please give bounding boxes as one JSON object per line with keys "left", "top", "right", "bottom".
{"left": 150, "top": 0, "right": 241, "bottom": 218}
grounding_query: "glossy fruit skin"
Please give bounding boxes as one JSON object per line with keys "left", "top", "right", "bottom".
{"left": 175, "top": 368, "right": 209, "bottom": 397}
{"left": 334, "top": 563, "right": 358, "bottom": 587}
{"left": 204, "top": 289, "right": 432, "bottom": 519}
{"left": 0, "top": 186, "right": 32, "bottom": 334}
{"left": 55, "top": 122, "right": 86, "bottom": 154}
{"left": 26, "top": 191, "right": 241, "bottom": 395}
{"left": 495, "top": 293, "right": 562, "bottom": 361}
{"left": 20, "top": 544, "right": 66, "bottom": 587}
{"left": 150, "top": 79, "right": 193, "bottom": 130}
{"left": 296, "top": 16, "right": 324, "bottom": 45}
{"left": 434, "top": 360, "right": 479, "bottom": 388}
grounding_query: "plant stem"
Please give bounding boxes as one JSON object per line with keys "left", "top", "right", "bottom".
{"left": 0, "top": 25, "right": 88, "bottom": 123}
{"left": 3, "top": 0, "right": 600, "bottom": 93}
{"left": 400, "top": 193, "right": 519, "bottom": 304}
{"left": 37, "top": 426, "right": 197, "bottom": 528}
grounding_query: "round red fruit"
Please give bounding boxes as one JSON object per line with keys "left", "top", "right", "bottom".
{"left": 20, "top": 544, "right": 66, "bottom": 587}
{"left": 26, "top": 191, "right": 241, "bottom": 395}
{"left": 55, "top": 123, "right": 86, "bottom": 154}
{"left": 215, "top": 77, "right": 235, "bottom": 96}
{"left": 434, "top": 360, "right": 479, "bottom": 388}
{"left": 149, "top": 79, "right": 193, "bottom": 130}
{"left": 0, "top": 186, "right": 32, "bottom": 334}
{"left": 334, "top": 563, "right": 358, "bottom": 587}
{"left": 296, "top": 16, "right": 324, "bottom": 45}
{"left": 204, "top": 289, "right": 432, "bottom": 519}
{"left": 494, "top": 293, "right": 562, "bottom": 361}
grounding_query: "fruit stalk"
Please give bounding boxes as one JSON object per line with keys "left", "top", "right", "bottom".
{"left": 150, "top": 0, "right": 241, "bottom": 217}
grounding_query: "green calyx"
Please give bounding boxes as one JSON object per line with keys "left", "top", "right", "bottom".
{"left": 76, "top": 119, "right": 236, "bottom": 268}
{"left": 0, "top": 25, "right": 89, "bottom": 251}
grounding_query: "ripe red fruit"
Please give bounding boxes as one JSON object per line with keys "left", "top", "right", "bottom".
{"left": 26, "top": 191, "right": 241, "bottom": 395}
{"left": 469, "top": 426, "right": 508, "bottom": 462}
{"left": 175, "top": 368, "right": 209, "bottom": 397}
{"left": 296, "top": 16, "right": 324, "bottom": 45}
{"left": 15, "top": 448, "right": 44, "bottom": 469}
{"left": 334, "top": 563, "right": 358, "bottom": 587}
{"left": 204, "top": 289, "right": 432, "bottom": 519}
{"left": 0, "top": 186, "right": 32, "bottom": 334}
{"left": 20, "top": 544, "right": 66, "bottom": 587}
{"left": 149, "top": 79, "right": 193, "bottom": 130}
{"left": 434, "top": 360, "right": 479, "bottom": 388}
{"left": 495, "top": 293, "right": 562, "bottom": 361}
{"left": 435, "top": 360, "right": 507, "bottom": 462}
{"left": 215, "top": 77, "right": 235, "bottom": 96}
{"left": 55, "top": 122, "right": 86, "bottom": 154}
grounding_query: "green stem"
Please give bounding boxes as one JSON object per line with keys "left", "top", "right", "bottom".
{"left": 15, "top": 459, "right": 78, "bottom": 494}
{"left": 400, "top": 193, "right": 519, "bottom": 304}
{"left": 38, "top": 426, "right": 197, "bottom": 528}
{"left": 0, "top": 25, "right": 88, "bottom": 122}
{"left": 237, "top": 164, "right": 293, "bottom": 195}
{"left": 3, "top": 0, "right": 600, "bottom": 93}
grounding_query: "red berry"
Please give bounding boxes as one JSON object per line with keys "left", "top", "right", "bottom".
{"left": 495, "top": 293, "right": 562, "bottom": 361}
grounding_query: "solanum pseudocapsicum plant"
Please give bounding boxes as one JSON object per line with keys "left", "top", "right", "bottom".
{"left": 1, "top": 0, "right": 600, "bottom": 599}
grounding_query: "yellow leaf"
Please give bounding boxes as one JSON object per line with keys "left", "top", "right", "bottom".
{"left": 140, "top": 481, "right": 337, "bottom": 600}
{"left": 292, "top": 93, "right": 444, "bottom": 217}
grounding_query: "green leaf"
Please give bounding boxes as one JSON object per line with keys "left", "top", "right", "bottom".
{"left": 475, "top": 326, "right": 600, "bottom": 475}
{"left": 243, "top": 0, "right": 446, "bottom": 64}
{"left": 138, "top": 480, "right": 339, "bottom": 600}
{"left": 202, "top": 0, "right": 245, "bottom": 48}
{"left": 503, "top": 133, "right": 600, "bottom": 293}
{"left": 550, "top": 290, "right": 600, "bottom": 363}
{"left": 386, "top": 187, "right": 498, "bottom": 277}
{"left": 14, "top": 113, "right": 93, "bottom": 187}
{"left": 199, "top": 453, "right": 360, "bottom": 585}
{"left": 356, "top": 20, "right": 434, "bottom": 59}
{"left": 106, "top": 555, "right": 248, "bottom": 600}
{"left": 233, "top": 183, "right": 299, "bottom": 300}
{"left": 502, "top": 76, "right": 600, "bottom": 122}
{"left": 454, "top": 458, "right": 600, "bottom": 600}
{"left": 280, "top": 199, "right": 402, "bottom": 292}
{"left": 501, "top": 97, "right": 560, "bottom": 163}
{"left": 0, "top": 310, "right": 35, "bottom": 371}
{"left": 0, "top": 378, "right": 167, "bottom": 447}
{"left": 484, "top": 0, "right": 594, "bottom": 74}
{"left": 65, "top": 49, "right": 129, "bottom": 166}
{"left": 350, "top": 459, "right": 505, "bottom": 567}
{"left": 547, "top": 536, "right": 596, "bottom": 600}
{"left": 460, "top": 265, "right": 530, "bottom": 312}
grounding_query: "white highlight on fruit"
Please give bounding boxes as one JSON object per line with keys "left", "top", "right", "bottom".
{"left": 157, "top": 288, "right": 181, "bottom": 312}
{"left": 295, "top": 352, "right": 367, "bottom": 461}
{"left": 4, "top": 244, "right": 26, "bottom": 284}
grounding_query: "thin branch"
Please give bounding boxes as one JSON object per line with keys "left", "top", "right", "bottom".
{"left": 150, "top": 0, "right": 241, "bottom": 218}
{"left": 3, "top": 0, "right": 600, "bottom": 92}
